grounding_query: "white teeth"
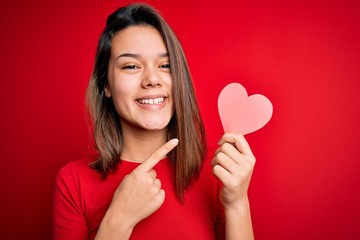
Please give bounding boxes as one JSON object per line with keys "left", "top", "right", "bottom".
{"left": 138, "top": 97, "right": 164, "bottom": 105}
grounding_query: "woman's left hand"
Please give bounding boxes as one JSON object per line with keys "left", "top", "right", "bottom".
{"left": 212, "top": 133, "right": 256, "bottom": 209}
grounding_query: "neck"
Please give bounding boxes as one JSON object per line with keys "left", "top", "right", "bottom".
{"left": 120, "top": 124, "right": 168, "bottom": 163}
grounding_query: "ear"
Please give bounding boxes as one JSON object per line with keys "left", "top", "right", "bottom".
{"left": 104, "top": 85, "right": 112, "bottom": 97}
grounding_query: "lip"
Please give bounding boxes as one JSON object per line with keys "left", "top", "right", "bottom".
{"left": 136, "top": 94, "right": 167, "bottom": 100}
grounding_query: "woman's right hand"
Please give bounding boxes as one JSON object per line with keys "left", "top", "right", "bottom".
{"left": 95, "top": 138, "right": 179, "bottom": 240}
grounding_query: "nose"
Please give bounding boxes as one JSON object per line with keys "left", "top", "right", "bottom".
{"left": 142, "top": 67, "right": 161, "bottom": 88}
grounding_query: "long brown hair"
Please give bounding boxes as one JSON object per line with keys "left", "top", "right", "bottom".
{"left": 86, "top": 3, "right": 206, "bottom": 201}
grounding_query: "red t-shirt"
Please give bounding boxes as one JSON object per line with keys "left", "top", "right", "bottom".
{"left": 52, "top": 155, "right": 225, "bottom": 239}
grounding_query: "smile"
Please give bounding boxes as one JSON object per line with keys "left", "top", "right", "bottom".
{"left": 137, "top": 97, "right": 165, "bottom": 105}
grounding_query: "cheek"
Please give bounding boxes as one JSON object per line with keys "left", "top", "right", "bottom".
{"left": 113, "top": 82, "right": 129, "bottom": 95}
{"left": 167, "top": 77, "right": 174, "bottom": 100}
{"left": 111, "top": 77, "right": 136, "bottom": 97}
{"left": 164, "top": 75, "right": 173, "bottom": 91}
{"left": 109, "top": 82, "right": 135, "bottom": 114}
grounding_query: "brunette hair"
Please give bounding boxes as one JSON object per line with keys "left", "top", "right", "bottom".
{"left": 86, "top": 3, "right": 206, "bottom": 201}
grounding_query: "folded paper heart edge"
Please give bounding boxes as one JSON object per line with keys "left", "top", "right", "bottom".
{"left": 218, "top": 82, "right": 273, "bottom": 135}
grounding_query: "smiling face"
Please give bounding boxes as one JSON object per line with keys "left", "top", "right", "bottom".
{"left": 105, "top": 25, "right": 174, "bottom": 133}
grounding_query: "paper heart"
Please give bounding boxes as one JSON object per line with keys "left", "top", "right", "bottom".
{"left": 218, "top": 83, "right": 273, "bottom": 135}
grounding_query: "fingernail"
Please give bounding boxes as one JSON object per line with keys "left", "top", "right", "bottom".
{"left": 172, "top": 138, "right": 179, "bottom": 145}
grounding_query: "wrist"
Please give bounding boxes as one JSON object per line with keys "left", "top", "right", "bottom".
{"left": 223, "top": 197, "right": 251, "bottom": 215}
{"left": 95, "top": 209, "right": 134, "bottom": 240}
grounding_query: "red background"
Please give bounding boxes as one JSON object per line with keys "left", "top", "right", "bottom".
{"left": 1, "top": 0, "right": 359, "bottom": 239}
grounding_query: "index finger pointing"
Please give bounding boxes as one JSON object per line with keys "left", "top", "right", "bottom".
{"left": 135, "top": 138, "right": 179, "bottom": 173}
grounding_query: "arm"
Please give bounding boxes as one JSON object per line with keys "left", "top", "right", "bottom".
{"left": 212, "top": 133, "right": 255, "bottom": 240}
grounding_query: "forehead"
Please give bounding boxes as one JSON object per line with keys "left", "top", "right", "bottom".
{"left": 111, "top": 25, "right": 167, "bottom": 56}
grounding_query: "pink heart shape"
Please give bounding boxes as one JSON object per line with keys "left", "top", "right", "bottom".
{"left": 218, "top": 83, "right": 273, "bottom": 135}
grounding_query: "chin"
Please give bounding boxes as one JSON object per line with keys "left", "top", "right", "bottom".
{"left": 141, "top": 119, "right": 171, "bottom": 131}
{"left": 142, "top": 123, "right": 168, "bottom": 131}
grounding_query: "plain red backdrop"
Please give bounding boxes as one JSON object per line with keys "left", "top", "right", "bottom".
{"left": 1, "top": 0, "right": 359, "bottom": 239}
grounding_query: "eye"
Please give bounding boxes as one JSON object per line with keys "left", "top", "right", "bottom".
{"left": 159, "top": 63, "right": 170, "bottom": 69}
{"left": 122, "top": 64, "right": 139, "bottom": 70}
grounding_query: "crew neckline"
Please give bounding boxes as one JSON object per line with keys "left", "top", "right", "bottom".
{"left": 120, "top": 157, "right": 168, "bottom": 165}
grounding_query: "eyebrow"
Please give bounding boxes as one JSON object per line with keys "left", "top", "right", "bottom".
{"left": 116, "top": 52, "right": 169, "bottom": 61}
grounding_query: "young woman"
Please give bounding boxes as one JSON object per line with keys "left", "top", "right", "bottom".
{"left": 53, "top": 3, "right": 255, "bottom": 240}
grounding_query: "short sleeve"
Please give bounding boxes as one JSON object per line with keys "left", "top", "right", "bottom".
{"left": 52, "top": 163, "right": 88, "bottom": 240}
